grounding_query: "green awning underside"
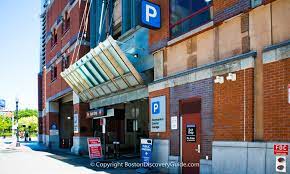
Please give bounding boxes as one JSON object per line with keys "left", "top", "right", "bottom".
{"left": 60, "top": 36, "right": 143, "bottom": 102}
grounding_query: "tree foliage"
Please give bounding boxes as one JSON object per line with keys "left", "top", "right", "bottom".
{"left": 18, "top": 116, "right": 38, "bottom": 133}
{"left": 15, "top": 109, "right": 37, "bottom": 119}
{"left": 0, "top": 116, "right": 12, "bottom": 134}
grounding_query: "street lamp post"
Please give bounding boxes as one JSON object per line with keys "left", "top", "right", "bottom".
{"left": 16, "top": 98, "right": 20, "bottom": 147}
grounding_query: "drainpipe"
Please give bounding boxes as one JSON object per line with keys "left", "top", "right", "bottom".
{"left": 98, "top": 0, "right": 106, "bottom": 44}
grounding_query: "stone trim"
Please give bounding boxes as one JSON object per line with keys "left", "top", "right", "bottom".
{"left": 149, "top": 51, "right": 256, "bottom": 92}
{"left": 167, "top": 21, "right": 214, "bottom": 46}
{"left": 263, "top": 39, "right": 290, "bottom": 64}
{"left": 47, "top": 87, "right": 72, "bottom": 103}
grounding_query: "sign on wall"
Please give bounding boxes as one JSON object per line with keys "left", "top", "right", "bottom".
{"left": 288, "top": 84, "right": 290, "bottom": 104}
{"left": 186, "top": 124, "right": 196, "bottom": 142}
{"left": 171, "top": 116, "right": 178, "bottom": 130}
{"left": 86, "top": 108, "right": 105, "bottom": 119}
{"left": 74, "top": 113, "right": 79, "bottom": 133}
{"left": 0, "top": 99, "right": 5, "bottom": 109}
{"left": 150, "top": 96, "right": 166, "bottom": 132}
{"left": 87, "top": 137, "right": 102, "bottom": 159}
{"left": 274, "top": 144, "right": 289, "bottom": 156}
{"left": 141, "top": 0, "right": 161, "bottom": 29}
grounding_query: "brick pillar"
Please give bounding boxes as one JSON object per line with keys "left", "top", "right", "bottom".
{"left": 71, "top": 92, "right": 92, "bottom": 155}
{"left": 45, "top": 101, "right": 60, "bottom": 149}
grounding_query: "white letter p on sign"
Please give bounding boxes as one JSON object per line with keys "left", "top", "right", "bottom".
{"left": 146, "top": 4, "right": 157, "bottom": 22}
{"left": 153, "top": 103, "right": 159, "bottom": 113}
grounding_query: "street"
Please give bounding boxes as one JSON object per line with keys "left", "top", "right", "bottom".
{"left": 0, "top": 138, "right": 140, "bottom": 174}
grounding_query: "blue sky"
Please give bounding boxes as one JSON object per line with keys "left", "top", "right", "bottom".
{"left": 0, "top": 1, "right": 40, "bottom": 110}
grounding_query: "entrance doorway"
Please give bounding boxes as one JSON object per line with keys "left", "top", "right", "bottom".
{"left": 180, "top": 98, "right": 201, "bottom": 174}
{"left": 59, "top": 101, "right": 74, "bottom": 149}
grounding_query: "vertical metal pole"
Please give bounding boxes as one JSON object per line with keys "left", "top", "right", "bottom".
{"left": 134, "top": 102, "right": 137, "bottom": 154}
{"left": 102, "top": 117, "right": 106, "bottom": 159}
{"left": 11, "top": 112, "right": 14, "bottom": 138}
{"left": 16, "top": 99, "right": 19, "bottom": 146}
{"left": 180, "top": 116, "right": 183, "bottom": 174}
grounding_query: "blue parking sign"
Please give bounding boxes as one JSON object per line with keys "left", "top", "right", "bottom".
{"left": 141, "top": 139, "right": 152, "bottom": 164}
{"left": 151, "top": 101, "right": 160, "bottom": 114}
{"left": 141, "top": 0, "right": 161, "bottom": 29}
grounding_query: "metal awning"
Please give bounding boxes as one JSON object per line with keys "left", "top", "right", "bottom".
{"left": 60, "top": 36, "right": 143, "bottom": 102}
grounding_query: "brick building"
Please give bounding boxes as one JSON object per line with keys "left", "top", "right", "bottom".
{"left": 39, "top": 0, "right": 154, "bottom": 156}
{"left": 38, "top": 0, "right": 91, "bottom": 151}
{"left": 147, "top": 0, "right": 290, "bottom": 173}
{"left": 38, "top": 0, "right": 290, "bottom": 173}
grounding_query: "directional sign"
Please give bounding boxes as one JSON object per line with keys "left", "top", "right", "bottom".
{"left": 141, "top": 139, "right": 153, "bottom": 164}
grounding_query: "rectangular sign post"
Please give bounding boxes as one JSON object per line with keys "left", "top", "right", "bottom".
{"left": 87, "top": 137, "right": 102, "bottom": 159}
{"left": 141, "top": 139, "right": 153, "bottom": 164}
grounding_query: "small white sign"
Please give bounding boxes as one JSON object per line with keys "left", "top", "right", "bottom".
{"left": 276, "top": 156, "right": 286, "bottom": 173}
{"left": 288, "top": 84, "right": 290, "bottom": 104}
{"left": 49, "top": 130, "right": 59, "bottom": 136}
{"left": 74, "top": 114, "right": 79, "bottom": 133}
{"left": 171, "top": 116, "right": 178, "bottom": 130}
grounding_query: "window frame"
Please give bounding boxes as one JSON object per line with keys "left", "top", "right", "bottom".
{"left": 169, "top": 0, "right": 212, "bottom": 39}
{"left": 51, "top": 64, "right": 57, "bottom": 82}
{"left": 62, "top": 55, "right": 70, "bottom": 71}
{"left": 51, "top": 28, "right": 58, "bottom": 48}
{"left": 62, "top": 11, "right": 71, "bottom": 35}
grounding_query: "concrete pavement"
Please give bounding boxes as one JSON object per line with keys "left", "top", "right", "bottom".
{"left": 0, "top": 138, "right": 149, "bottom": 174}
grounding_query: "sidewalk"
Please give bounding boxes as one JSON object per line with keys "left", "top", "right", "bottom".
{"left": 21, "top": 141, "right": 164, "bottom": 174}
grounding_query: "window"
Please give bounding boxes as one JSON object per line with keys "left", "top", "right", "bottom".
{"left": 51, "top": 28, "right": 57, "bottom": 47}
{"left": 112, "top": 0, "right": 122, "bottom": 39}
{"left": 121, "top": 0, "right": 141, "bottom": 34}
{"left": 62, "top": 56, "right": 70, "bottom": 71}
{"left": 51, "top": 64, "right": 57, "bottom": 82}
{"left": 62, "top": 11, "right": 70, "bottom": 35}
{"left": 170, "top": 0, "right": 212, "bottom": 38}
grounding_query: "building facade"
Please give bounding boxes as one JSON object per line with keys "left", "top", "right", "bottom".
{"left": 38, "top": 0, "right": 290, "bottom": 173}
{"left": 147, "top": 0, "right": 290, "bottom": 173}
{"left": 38, "top": 0, "right": 91, "bottom": 152}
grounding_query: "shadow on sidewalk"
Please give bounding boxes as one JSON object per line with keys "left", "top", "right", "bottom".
{"left": 21, "top": 141, "right": 158, "bottom": 174}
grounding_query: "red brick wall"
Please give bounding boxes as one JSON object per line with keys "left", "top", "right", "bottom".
{"left": 149, "top": 88, "right": 171, "bottom": 139}
{"left": 148, "top": 0, "right": 169, "bottom": 53}
{"left": 213, "top": 0, "right": 250, "bottom": 24}
{"left": 42, "top": 69, "right": 46, "bottom": 110}
{"left": 214, "top": 68, "right": 254, "bottom": 141}
{"left": 44, "top": 0, "right": 90, "bottom": 100}
{"left": 263, "top": 58, "right": 290, "bottom": 141}
{"left": 38, "top": 74, "right": 43, "bottom": 111}
{"left": 44, "top": 112, "right": 59, "bottom": 135}
{"left": 74, "top": 103, "right": 92, "bottom": 137}
{"left": 38, "top": 117, "right": 43, "bottom": 135}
